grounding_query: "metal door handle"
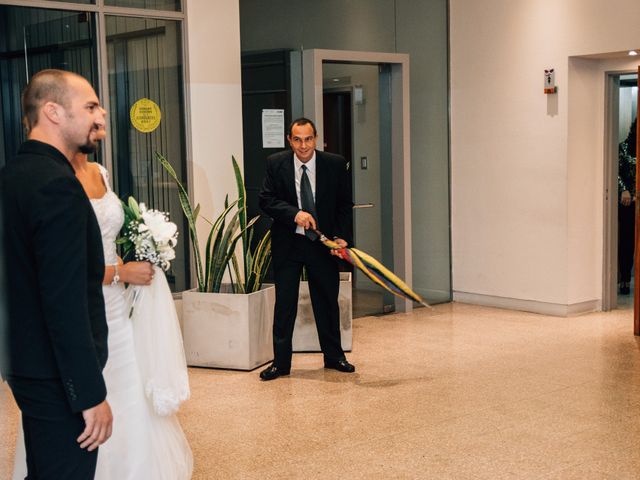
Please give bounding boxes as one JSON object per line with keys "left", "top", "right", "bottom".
{"left": 353, "top": 203, "right": 374, "bottom": 209}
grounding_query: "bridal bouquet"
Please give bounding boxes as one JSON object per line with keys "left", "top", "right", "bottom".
{"left": 118, "top": 197, "right": 189, "bottom": 416}
{"left": 119, "top": 197, "right": 178, "bottom": 271}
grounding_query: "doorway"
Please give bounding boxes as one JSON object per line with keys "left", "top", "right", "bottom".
{"left": 604, "top": 71, "right": 638, "bottom": 312}
{"left": 303, "top": 49, "right": 413, "bottom": 314}
{"left": 617, "top": 74, "right": 638, "bottom": 309}
{"left": 321, "top": 64, "right": 397, "bottom": 318}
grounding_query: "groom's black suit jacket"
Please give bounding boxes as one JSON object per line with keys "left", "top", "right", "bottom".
{"left": 1, "top": 140, "right": 108, "bottom": 414}
{"left": 259, "top": 149, "right": 353, "bottom": 264}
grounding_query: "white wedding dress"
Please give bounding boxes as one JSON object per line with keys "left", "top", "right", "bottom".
{"left": 13, "top": 166, "right": 193, "bottom": 480}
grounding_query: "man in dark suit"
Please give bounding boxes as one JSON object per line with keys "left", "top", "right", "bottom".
{"left": 1, "top": 69, "right": 112, "bottom": 479}
{"left": 258, "top": 117, "right": 355, "bottom": 381}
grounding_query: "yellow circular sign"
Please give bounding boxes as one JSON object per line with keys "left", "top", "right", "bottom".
{"left": 130, "top": 98, "right": 161, "bottom": 133}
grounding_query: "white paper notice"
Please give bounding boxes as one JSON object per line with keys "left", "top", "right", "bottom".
{"left": 262, "top": 109, "right": 285, "bottom": 148}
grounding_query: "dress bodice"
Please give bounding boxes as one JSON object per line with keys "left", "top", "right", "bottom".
{"left": 90, "top": 164, "right": 124, "bottom": 265}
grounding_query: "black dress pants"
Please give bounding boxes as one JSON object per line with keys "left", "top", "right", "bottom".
{"left": 7, "top": 376, "right": 98, "bottom": 480}
{"left": 272, "top": 234, "right": 344, "bottom": 369}
{"left": 618, "top": 201, "right": 636, "bottom": 283}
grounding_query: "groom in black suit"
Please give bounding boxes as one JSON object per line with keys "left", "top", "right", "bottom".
{"left": 1, "top": 69, "right": 112, "bottom": 479}
{"left": 259, "top": 117, "right": 355, "bottom": 380}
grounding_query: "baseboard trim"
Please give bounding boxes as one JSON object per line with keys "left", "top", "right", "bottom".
{"left": 452, "top": 291, "right": 600, "bottom": 317}
{"left": 353, "top": 285, "right": 452, "bottom": 305}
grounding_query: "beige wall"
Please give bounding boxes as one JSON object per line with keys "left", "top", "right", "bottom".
{"left": 450, "top": 0, "right": 640, "bottom": 313}
{"left": 186, "top": 0, "right": 245, "bottom": 255}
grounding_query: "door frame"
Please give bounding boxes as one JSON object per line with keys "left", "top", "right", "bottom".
{"left": 602, "top": 69, "right": 639, "bottom": 314}
{"left": 302, "top": 49, "right": 413, "bottom": 313}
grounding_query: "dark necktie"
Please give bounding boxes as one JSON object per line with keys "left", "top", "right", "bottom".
{"left": 300, "top": 165, "right": 318, "bottom": 241}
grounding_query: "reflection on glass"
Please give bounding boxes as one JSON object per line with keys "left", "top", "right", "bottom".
{"left": 0, "top": 6, "right": 99, "bottom": 166}
{"left": 104, "top": 0, "right": 181, "bottom": 11}
{"left": 105, "top": 15, "right": 188, "bottom": 291}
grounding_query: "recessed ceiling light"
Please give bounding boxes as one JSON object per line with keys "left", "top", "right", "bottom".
{"left": 333, "top": 78, "right": 340, "bottom": 82}
{"left": 629, "top": 50, "right": 638, "bottom": 56}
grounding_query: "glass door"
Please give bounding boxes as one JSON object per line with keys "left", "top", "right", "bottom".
{"left": 0, "top": 2, "right": 189, "bottom": 292}
{"left": 105, "top": 15, "right": 188, "bottom": 291}
{"left": 0, "top": 5, "right": 99, "bottom": 167}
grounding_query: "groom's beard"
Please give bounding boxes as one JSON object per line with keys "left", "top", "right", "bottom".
{"left": 79, "top": 129, "right": 102, "bottom": 154}
{"left": 79, "top": 142, "right": 97, "bottom": 154}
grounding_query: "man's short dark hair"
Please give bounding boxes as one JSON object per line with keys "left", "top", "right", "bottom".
{"left": 21, "top": 69, "right": 80, "bottom": 132}
{"left": 288, "top": 117, "right": 317, "bottom": 137}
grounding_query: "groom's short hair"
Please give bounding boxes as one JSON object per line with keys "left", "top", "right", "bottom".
{"left": 21, "top": 69, "right": 82, "bottom": 133}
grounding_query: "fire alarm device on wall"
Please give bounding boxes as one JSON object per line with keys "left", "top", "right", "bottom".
{"left": 544, "top": 69, "right": 557, "bottom": 94}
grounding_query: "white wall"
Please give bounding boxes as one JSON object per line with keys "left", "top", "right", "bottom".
{"left": 450, "top": 0, "right": 640, "bottom": 314}
{"left": 185, "top": 0, "right": 245, "bottom": 261}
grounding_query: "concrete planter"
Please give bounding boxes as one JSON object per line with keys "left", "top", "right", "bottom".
{"left": 292, "top": 272, "right": 352, "bottom": 352}
{"left": 181, "top": 284, "right": 275, "bottom": 370}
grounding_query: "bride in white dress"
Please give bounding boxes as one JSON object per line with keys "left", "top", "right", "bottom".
{"left": 13, "top": 156, "right": 193, "bottom": 479}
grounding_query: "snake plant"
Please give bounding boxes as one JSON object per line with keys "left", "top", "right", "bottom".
{"left": 156, "top": 152, "right": 271, "bottom": 293}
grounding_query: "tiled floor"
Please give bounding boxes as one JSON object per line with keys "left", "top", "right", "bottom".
{"left": 2, "top": 302, "right": 640, "bottom": 479}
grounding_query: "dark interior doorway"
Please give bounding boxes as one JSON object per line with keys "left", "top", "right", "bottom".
{"left": 322, "top": 89, "right": 355, "bottom": 280}
{"left": 616, "top": 74, "right": 637, "bottom": 311}
{"left": 322, "top": 90, "right": 352, "bottom": 166}
{"left": 323, "top": 85, "right": 388, "bottom": 318}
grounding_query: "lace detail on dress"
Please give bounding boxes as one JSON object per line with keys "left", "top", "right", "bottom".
{"left": 144, "top": 373, "right": 190, "bottom": 417}
{"left": 90, "top": 164, "right": 123, "bottom": 265}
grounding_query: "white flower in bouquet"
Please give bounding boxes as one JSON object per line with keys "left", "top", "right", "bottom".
{"left": 119, "top": 198, "right": 179, "bottom": 272}
{"left": 140, "top": 206, "right": 178, "bottom": 246}
{"left": 134, "top": 203, "right": 179, "bottom": 271}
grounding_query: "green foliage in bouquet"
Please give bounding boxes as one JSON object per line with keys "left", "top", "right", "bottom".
{"left": 116, "top": 196, "right": 143, "bottom": 261}
{"left": 156, "top": 152, "right": 271, "bottom": 294}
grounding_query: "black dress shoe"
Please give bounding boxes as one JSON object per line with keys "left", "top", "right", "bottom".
{"left": 259, "top": 364, "right": 290, "bottom": 381}
{"left": 324, "top": 359, "right": 355, "bottom": 373}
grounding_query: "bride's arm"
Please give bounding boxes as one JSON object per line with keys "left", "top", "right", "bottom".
{"left": 103, "top": 258, "right": 154, "bottom": 286}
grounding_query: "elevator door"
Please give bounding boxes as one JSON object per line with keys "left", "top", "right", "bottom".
{"left": 322, "top": 63, "right": 396, "bottom": 318}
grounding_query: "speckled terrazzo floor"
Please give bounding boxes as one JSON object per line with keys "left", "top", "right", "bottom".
{"left": 3, "top": 302, "right": 640, "bottom": 479}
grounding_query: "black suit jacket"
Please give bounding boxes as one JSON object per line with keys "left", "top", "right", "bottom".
{"left": 1, "top": 140, "right": 108, "bottom": 413}
{"left": 259, "top": 149, "right": 353, "bottom": 264}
